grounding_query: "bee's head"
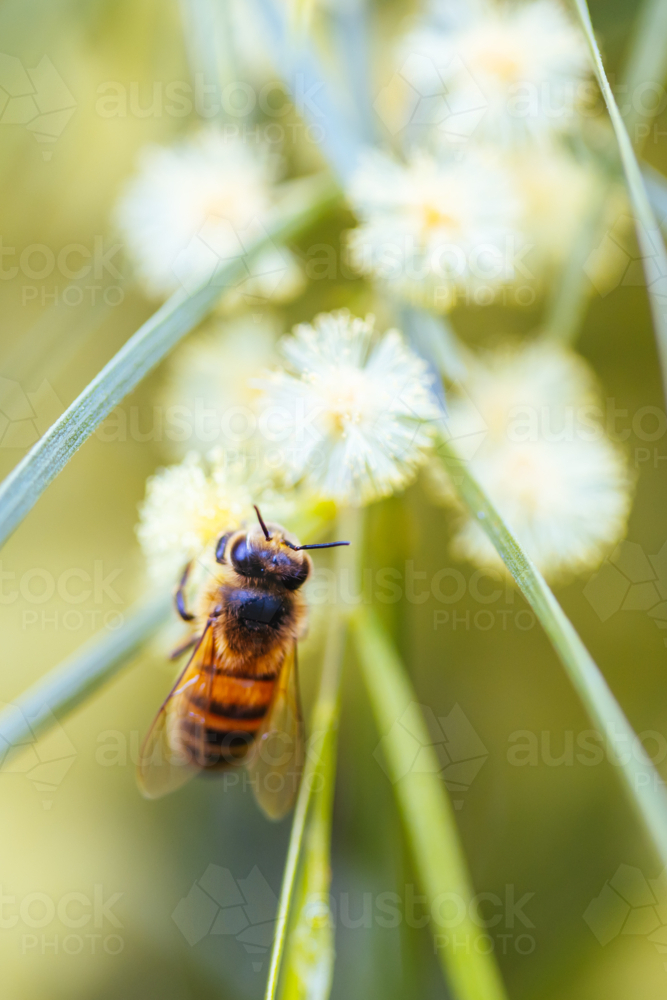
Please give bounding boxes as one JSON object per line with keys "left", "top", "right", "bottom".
{"left": 216, "top": 506, "right": 349, "bottom": 592}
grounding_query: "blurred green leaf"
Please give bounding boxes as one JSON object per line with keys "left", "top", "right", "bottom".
{"left": 265, "top": 625, "right": 344, "bottom": 1000}
{"left": 437, "top": 434, "right": 667, "bottom": 870}
{"left": 542, "top": 181, "right": 610, "bottom": 344}
{"left": 254, "top": 0, "right": 363, "bottom": 185}
{"left": 620, "top": 0, "right": 667, "bottom": 148}
{"left": 352, "top": 607, "right": 508, "bottom": 1000}
{"left": 266, "top": 511, "right": 360, "bottom": 1000}
{"left": 545, "top": 0, "right": 667, "bottom": 344}
{"left": 279, "top": 710, "right": 336, "bottom": 1000}
{"left": 644, "top": 162, "right": 667, "bottom": 224}
{"left": 0, "top": 173, "right": 339, "bottom": 552}
{"left": 573, "top": 0, "right": 667, "bottom": 402}
{"left": 0, "top": 592, "right": 170, "bottom": 767}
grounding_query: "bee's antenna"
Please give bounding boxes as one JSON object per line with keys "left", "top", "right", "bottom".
{"left": 283, "top": 540, "right": 350, "bottom": 551}
{"left": 253, "top": 504, "right": 272, "bottom": 541}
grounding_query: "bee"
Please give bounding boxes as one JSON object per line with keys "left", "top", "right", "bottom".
{"left": 137, "top": 506, "right": 349, "bottom": 819}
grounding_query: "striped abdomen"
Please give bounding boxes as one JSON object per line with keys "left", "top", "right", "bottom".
{"left": 177, "top": 666, "right": 279, "bottom": 768}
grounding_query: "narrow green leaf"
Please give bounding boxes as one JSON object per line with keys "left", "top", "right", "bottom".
{"left": 572, "top": 0, "right": 667, "bottom": 402}
{"left": 0, "top": 592, "right": 171, "bottom": 765}
{"left": 279, "top": 720, "right": 336, "bottom": 1000}
{"left": 544, "top": 0, "right": 667, "bottom": 343}
{"left": 437, "top": 434, "right": 667, "bottom": 869}
{"left": 542, "top": 180, "right": 610, "bottom": 344}
{"left": 265, "top": 624, "right": 344, "bottom": 1000}
{"left": 0, "top": 174, "right": 339, "bottom": 552}
{"left": 402, "top": 307, "right": 474, "bottom": 385}
{"left": 265, "top": 510, "right": 360, "bottom": 1000}
{"left": 352, "top": 608, "right": 508, "bottom": 1000}
{"left": 254, "top": 0, "right": 363, "bottom": 186}
{"left": 644, "top": 161, "right": 667, "bottom": 225}
{"left": 620, "top": 0, "right": 667, "bottom": 149}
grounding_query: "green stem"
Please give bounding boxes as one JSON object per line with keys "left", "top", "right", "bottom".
{"left": 438, "top": 434, "right": 667, "bottom": 869}
{"left": 0, "top": 173, "right": 339, "bottom": 552}
{"left": 542, "top": 181, "right": 610, "bottom": 344}
{"left": 353, "top": 608, "right": 508, "bottom": 1000}
{"left": 0, "top": 593, "right": 171, "bottom": 763}
{"left": 620, "top": 0, "right": 667, "bottom": 151}
{"left": 573, "top": 0, "right": 667, "bottom": 404}
{"left": 545, "top": 0, "right": 667, "bottom": 345}
{"left": 265, "top": 508, "right": 362, "bottom": 1000}
{"left": 278, "top": 683, "right": 338, "bottom": 1000}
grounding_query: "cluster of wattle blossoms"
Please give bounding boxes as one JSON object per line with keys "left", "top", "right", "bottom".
{"left": 428, "top": 342, "right": 633, "bottom": 582}
{"left": 348, "top": 0, "right": 625, "bottom": 306}
{"left": 117, "top": 0, "right": 633, "bottom": 591}
{"left": 114, "top": 128, "right": 303, "bottom": 304}
{"left": 136, "top": 310, "right": 632, "bottom": 586}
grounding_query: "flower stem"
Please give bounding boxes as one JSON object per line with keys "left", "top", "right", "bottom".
{"left": 437, "top": 433, "right": 667, "bottom": 870}
{"left": 352, "top": 607, "right": 509, "bottom": 1000}
{"left": 0, "top": 593, "right": 171, "bottom": 765}
{"left": 0, "top": 172, "right": 339, "bottom": 553}
{"left": 264, "top": 507, "right": 363, "bottom": 1000}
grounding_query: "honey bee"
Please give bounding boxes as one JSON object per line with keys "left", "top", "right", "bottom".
{"left": 137, "top": 506, "right": 349, "bottom": 819}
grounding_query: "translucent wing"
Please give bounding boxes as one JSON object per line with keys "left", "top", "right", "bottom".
{"left": 245, "top": 642, "right": 304, "bottom": 820}
{"left": 137, "top": 623, "right": 216, "bottom": 799}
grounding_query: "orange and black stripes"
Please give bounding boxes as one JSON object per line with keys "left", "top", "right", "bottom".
{"left": 176, "top": 663, "right": 279, "bottom": 767}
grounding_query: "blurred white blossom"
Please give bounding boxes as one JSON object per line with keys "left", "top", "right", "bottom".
{"left": 114, "top": 127, "right": 303, "bottom": 302}
{"left": 257, "top": 311, "right": 441, "bottom": 505}
{"left": 158, "top": 315, "right": 278, "bottom": 458}
{"left": 136, "top": 452, "right": 292, "bottom": 582}
{"left": 506, "top": 142, "right": 628, "bottom": 288}
{"left": 429, "top": 342, "right": 633, "bottom": 581}
{"left": 405, "top": 0, "right": 592, "bottom": 145}
{"left": 347, "top": 148, "right": 521, "bottom": 311}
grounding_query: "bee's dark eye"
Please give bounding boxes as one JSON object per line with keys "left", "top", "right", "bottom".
{"left": 215, "top": 531, "right": 232, "bottom": 564}
{"left": 230, "top": 537, "right": 266, "bottom": 577}
{"left": 282, "top": 558, "right": 310, "bottom": 591}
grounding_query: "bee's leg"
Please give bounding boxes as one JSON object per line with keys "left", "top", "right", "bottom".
{"left": 169, "top": 635, "right": 198, "bottom": 660}
{"left": 174, "top": 561, "right": 196, "bottom": 622}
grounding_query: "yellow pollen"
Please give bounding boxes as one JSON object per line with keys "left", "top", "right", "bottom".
{"left": 476, "top": 46, "right": 522, "bottom": 82}
{"left": 421, "top": 204, "right": 458, "bottom": 233}
{"left": 204, "top": 196, "right": 235, "bottom": 222}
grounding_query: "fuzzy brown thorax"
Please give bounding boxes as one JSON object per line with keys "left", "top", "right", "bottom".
{"left": 194, "top": 521, "right": 311, "bottom": 672}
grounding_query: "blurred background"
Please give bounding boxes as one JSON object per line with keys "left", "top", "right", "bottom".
{"left": 0, "top": 0, "right": 666, "bottom": 997}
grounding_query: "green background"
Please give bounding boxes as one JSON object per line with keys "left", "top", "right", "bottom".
{"left": 0, "top": 1, "right": 664, "bottom": 997}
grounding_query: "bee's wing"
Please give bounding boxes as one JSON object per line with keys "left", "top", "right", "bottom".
{"left": 137, "top": 622, "right": 216, "bottom": 800}
{"left": 245, "top": 642, "right": 304, "bottom": 820}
